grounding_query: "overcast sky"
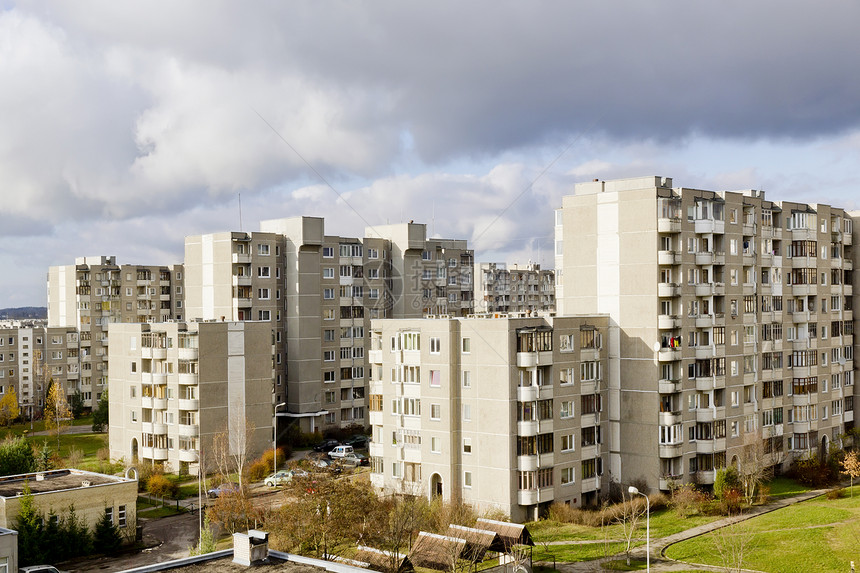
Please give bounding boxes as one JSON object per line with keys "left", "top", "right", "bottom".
{"left": 2, "top": 1, "right": 860, "bottom": 307}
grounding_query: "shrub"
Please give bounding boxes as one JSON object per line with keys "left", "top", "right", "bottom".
{"left": 93, "top": 510, "right": 122, "bottom": 555}
{"left": 713, "top": 467, "right": 741, "bottom": 500}
{"left": 756, "top": 484, "right": 771, "bottom": 504}
{"left": 0, "top": 436, "right": 36, "bottom": 475}
{"left": 788, "top": 455, "right": 839, "bottom": 487}
{"left": 147, "top": 474, "right": 178, "bottom": 499}
{"left": 826, "top": 487, "right": 843, "bottom": 500}
{"left": 721, "top": 488, "right": 743, "bottom": 515}
{"left": 671, "top": 484, "right": 711, "bottom": 518}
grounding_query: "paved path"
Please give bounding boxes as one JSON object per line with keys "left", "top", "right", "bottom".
{"left": 532, "top": 487, "right": 831, "bottom": 572}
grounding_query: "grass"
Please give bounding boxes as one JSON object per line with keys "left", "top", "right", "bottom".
{"left": 766, "top": 475, "right": 814, "bottom": 499}
{"left": 666, "top": 485, "right": 860, "bottom": 573}
{"left": 1, "top": 415, "right": 95, "bottom": 438}
{"left": 138, "top": 505, "right": 187, "bottom": 519}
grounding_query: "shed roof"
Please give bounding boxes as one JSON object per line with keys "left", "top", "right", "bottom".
{"left": 474, "top": 518, "right": 534, "bottom": 547}
{"left": 408, "top": 532, "right": 467, "bottom": 570}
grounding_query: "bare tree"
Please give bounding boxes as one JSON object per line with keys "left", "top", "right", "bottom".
{"left": 210, "top": 404, "right": 256, "bottom": 490}
{"left": 616, "top": 491, "right": 646, "bottom": 566}
{"left": 710, "top": 517, "right": 757, "bottom": 573}
{"left": 737, "top": 429, "right": 780, "bottom": 504}
{"left": 44, "top": 380, "right": 71, "bottom": 451}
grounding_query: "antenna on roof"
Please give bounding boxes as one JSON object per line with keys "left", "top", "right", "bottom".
{"left": 238, "top": 192, "right": 244, "bottom": 232}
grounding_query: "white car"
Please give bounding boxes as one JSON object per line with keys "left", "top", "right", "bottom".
{"left": 328, "top": 445, "right": 355, "bottom": 459}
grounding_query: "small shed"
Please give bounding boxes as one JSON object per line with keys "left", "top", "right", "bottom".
{"left": 474, "top": 518, "right": 534, "bottom": 549}
{"left": 354, "top": 545, "right": 415, "bottom": 573}
{"left": 445, "top": 524, "right": 505, "bottom": 562}
{"left": 409, "top": 532, "right": 467, "bottom": 570}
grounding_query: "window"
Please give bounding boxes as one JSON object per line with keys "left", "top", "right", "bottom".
{"left": 257, "top": 244, "right": 270, "bottom": 255}
{"left": 118, "top": 505, "right": 127, "bottom": 527}
{"left": 324, "top": 288, "right": 335, "bottom": 299}
{"left": 462, "top": 338, "right": 471, "bottom": 353}
{"left": 105, "top": 506, "right": 114, "bottom": 525}
{"left": 462, "top": 370, "right": 471, "bottom": 388}
{"left": 258, "top": 310, "right": 271, "bottom": 321}
{"left": 323, "top": 371, "right": 335, "bottom": 382}
{"left": 561, "top": 434, "right": 575, "bottom": 451}
{"left": 559, "top": 400, "right": 574, "bottom": 419}
{"left": 463, "top": 404, "right": 471, "bottom": 421}
{"left": 323, "top": 246, "right": 334, "bottom": 258}
{"left": 430, "top": 404, "right": 441, "bottom": 420}
{"left": 429, "top": 370, "right": 441, "bottom": 387}
{"left": 464, "top": 471, "right": 472, "bottom": 488}
{"left": 257, "top": 266, "right": 270, "bottom": 278}
{"left": 430, "top": 337, "right": 441, "bottom": 354}
{"left": 431, "top": 436, "right": 441, "bottom": 453}
{"left": 463, "top": 438, "right": 472, "bottom": 454}
{"left": 561, "top": 467, "right": 575, "bottom": 485}
{"left": 323, "top": 268, "right": 334, "bottom": 279}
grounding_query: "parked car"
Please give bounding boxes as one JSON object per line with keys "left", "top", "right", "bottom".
{"left": 338, "top": 452, "right": 369, "bottom": 467}
{"left": 344, "top": 434, "right": 369, "bottom": 449}
{"left": 328, "top": 445, "right": 355, "bottom": 459}
{"left": 207, "top": 482, "right": 240, "bottom": 498}
{"left": 264, "top": 471, "right": 291, "bottom": 487}
{"left": 312, "top": 439, "right": 340, "bottom": 453}
{"left": 313, "top": 458, "right": 342, "bottom": 474}
{"left": 264, "top": 469, "right": 309, "bottom": 487}
{"left": 20, "top": 567, "right": 63, "bottom": 573}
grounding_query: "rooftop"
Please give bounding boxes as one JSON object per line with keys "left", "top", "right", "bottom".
{"left": 0, "top": 469, "right": 133, "bottom": 498}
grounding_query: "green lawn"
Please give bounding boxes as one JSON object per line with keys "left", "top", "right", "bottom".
{"left": 1, "top": 415, "right": 95, "bottom": 438}
{"left": 766, "top": 475, "right": 814, "bottom": 499}
{"left": 666, "top": 486, "right": 860, "bottom": 573}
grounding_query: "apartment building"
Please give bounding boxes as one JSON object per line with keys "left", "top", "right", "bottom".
{"left": 475, "top": 262, "right": 555, "bottom": 314}
{"left": 555, "top": 176, "right": 857, "bottom": 491}
{"left": 368, "top": 314, "right": 609, "bottom": 521}
{"left": 108, "top": 321, "right": 274, "bottom": 474}
{"left": 0, "top": 322, "right": 81, "bottom": 417}
{"left": 183, "top": 217, "right": 474, "bottom": 433}
{"left": 46, "top": 256, "right": 184, "bottom": 408}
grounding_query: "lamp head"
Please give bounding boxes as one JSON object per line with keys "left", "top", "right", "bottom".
{"left": 628, "top": 486, "right": 639, "bottom": 495}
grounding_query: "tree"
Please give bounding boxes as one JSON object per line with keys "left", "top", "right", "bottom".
{"left": 93, "top": 510, "right": 122, "bottom": 555}
{"left": 15, "top": 484, "right": 46, "bottom": 566}
{"left": 189, "top": 514, "right": 217, "bottom": 556}
{"left": 44, "top": 381, "right": 71, "bottom": 451}
{"left": 211, "top": 406, "right": 257, "bottom": 490}
{"left": 207, "top": 490, "right": 261, "bottom": 535}
{"left": 841, "top": 450, "right": 860, "bottom": 496}
{"left": 68, "top": 390, "right": 85, "bottom": 419}
{"left": 0, "top": 387, "right": 20, "bottom": 426}
{"left": 710, "top": 517, "right": 757, "bottom": 573}
{"left": 91, "top": 390, "right": 109, "bottom": 432}
{"left": 616, "top": 489, "right": 646, "bottom": 566}
{"left": 0, "top": 436, "right": 36, "bottom": 475}
{"left": 737, "top": 429, "right": 780, "bottom": 504}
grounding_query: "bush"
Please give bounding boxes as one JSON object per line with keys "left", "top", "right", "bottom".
{"left": 714, "top": 467, "right": 741, "bottom": 500}
{"left": 826, "top": 487, "right": 843, "bottom": 500}
{"left": 671, "top": 484, "right": 711, "bottom": 518}
{"left": 546, "top": 493, "right": 669, "bottom": 527}
{"left": 147, "top": 474, "right": 178, "bottom": 499}
{"left": 0, "top": 436, "right": 35, "bottom": 475}
{"left": 93, "top": 510, "right": 122, "bottom": 555}
{"left": 787, "top": 455, "right": 839, "bottom": 487}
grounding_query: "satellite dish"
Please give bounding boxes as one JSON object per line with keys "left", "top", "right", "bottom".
{"left": 653, "top": 341, "right": 661, "bottom": 352}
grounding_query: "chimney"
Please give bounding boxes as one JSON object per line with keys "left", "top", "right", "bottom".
{"left": 233, "top": 530, "right": 269, "bottom": 566}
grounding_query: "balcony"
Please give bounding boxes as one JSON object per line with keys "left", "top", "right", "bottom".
{"left": 696, "top": 408, "right": 715, "bottom": 422}
{"left": 178, "top": 347, "right": 198, "bottom": 360}
{"left": 657, "top": 283, "right": 680, "bottom": 297}
{"left": 658, "top": 250, "right": 680, "bottom": 265}
{"left": 657, "top": 217, "right": 682, "bottom": 233}
{"left": 516, "top": 351, "right": 552, "bottom": 368}
{"left": 581, "top": 476, "right": 600, "bottom": 492}
{"left": 517, "top": 489, "right": 539, "bottom": 506}
{"left": 141, "top": 396, "right": 153, "bottom": 409}
{"left": 694, "top": 219, "right": 716, "bottom": 234}
{"left": 695, "top": 345, "right": 715, "bottom": 360}
{"left": 178, "top": 424, "right": 199, "bottom": 437}
{"left": 791, "top": 227, "right": 816, "bottom": 241}
{"left": 658, "top": 379, "right": 680, "bottom": 393}
{"left": 695, "top": 283, "right": 714, "bottom": 297}
{"left": 658, "top": 348, "right": 681, "bottom": 362}
{"left": 696, "top": 440, "right": 716, "bottom": 454}
{"left": 713, "top": 282, "right": 725, "bottom": 295}
{"left": 517, "top": 454, "right": 539, "bottom": 472}
{"left": 178, "top": 449, "right": 199, "bottom": 463}
{"left": 695, "top": 314, "right": 714, "bottom": 328}
{"left": 517, "top": 420, "right": 538, "bottom": 437}
{"left": 142, "top": 347, "right": 167, "bottom": 360}
{"left": 846, "top": 233, "right": 853, "bottom": 246}
{"left": 845, "top": 411, "right": 854, "bottom": 423}
{"left": 792, "top": 284, "right": 817, "bottom": 297}
{"left": 368, "top": 350, "right": 382, "bottom": 364}
{"left": 696, "top": 376, "right": 715, "bottom": 391}
{"left": 580, "top": 379, "right": 600, "bottom": 395}
{"left": 845, "top": 259, "right": 854, "bottom": 270}
{"left": 659, "top": 476, "right": 683, "bottom": 490}
{"left": 659, "top": 443, "right": 683, "bottom": 458}
{"left": 517, "top": 385, "right": 539, "bottom": 402}
{"left": 179, "top": 373, "right": 198, "bottom": 385}
{"left": 178, "top": 398, "right": 199, "bottom": 411}
{"left": 232, "top": 275, "right": 252, "bottom": 287}
{"left": 232, "top": 253, "right": 252, "bottom": 264}
{"left": 659, "top": 411, "right": 682, "bottom": 425}
{"left": 695, "top": 252, "right": 714, "bottom": 266}
{"left": 153, "top": 397, "right": 168, "bottom": 410}
{"left": 658, "top": 315, "right": 680, "bottom": 330}
{"left": 698, "top": 470, "right": 716, "bottom": 484}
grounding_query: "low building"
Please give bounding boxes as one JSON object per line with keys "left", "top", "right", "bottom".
{"left": 368, "top": 314, "right": 609, "bottom": 522}
{"left": 0, "top": 527, "right": 17, "bottom": 573}
{"left": 0, "top": 469, "right": 137, "bottom": 537}
{"left": 108, "top": 321, "right": 274, "bottom": 475}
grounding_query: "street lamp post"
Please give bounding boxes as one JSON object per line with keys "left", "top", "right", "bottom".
{"left": 628, "top": 486, "right": 650, "bottom": 572}
{"left": 273, "top": 402, "right": 286, "bottom": 474}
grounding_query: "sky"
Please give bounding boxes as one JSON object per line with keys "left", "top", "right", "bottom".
{"left": 2, "top": 1, "right": 860, "bottom": 307}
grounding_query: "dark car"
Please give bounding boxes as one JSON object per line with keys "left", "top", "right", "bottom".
{"left": 207, "top": 482, "right": 240, "bottom": 498}
{"left": 344, "top": 434, "right": 369, "bottom": 449}
{"left": 338, "top": 452, "right": 369, "bottom": 467}
{"left": 312, "top": 439, "right": 340, "bottom": 453}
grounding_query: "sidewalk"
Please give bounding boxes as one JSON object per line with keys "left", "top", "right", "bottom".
{"left": 537, "top": 486, "right": 830, "bottom": 572}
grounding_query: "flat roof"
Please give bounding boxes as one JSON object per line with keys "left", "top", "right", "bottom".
{"left": 0, "top": 469, "right": 132, "bottom": 498}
